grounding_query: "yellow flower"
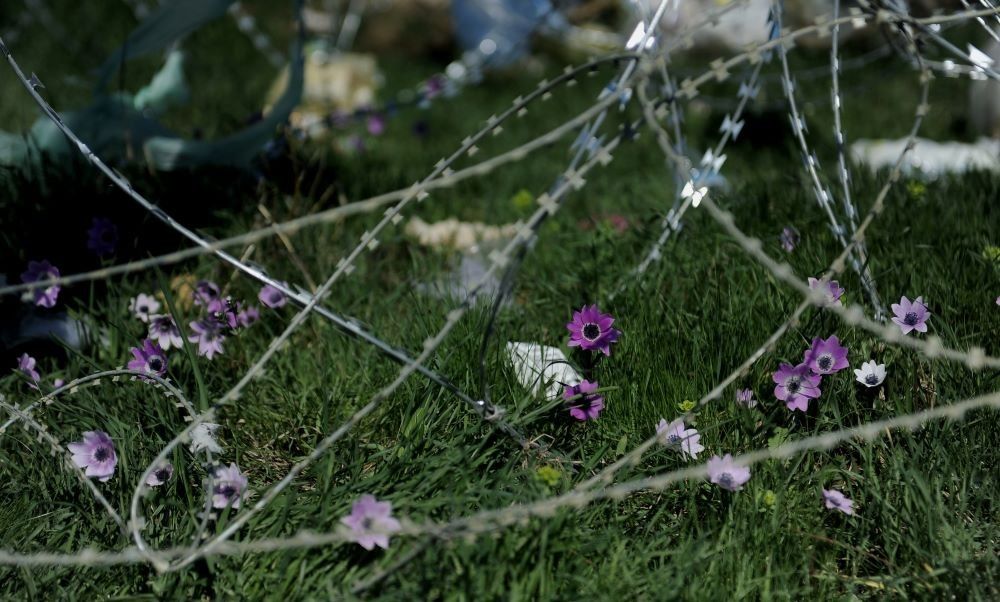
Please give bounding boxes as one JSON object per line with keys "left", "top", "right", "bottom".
{"left": 982, "top": 245, "right": 1000, "bottom": 263}
{"left": 536, "top": 466, "right": 561, "bottom": 488}
{"left": 677, "top": 399, "right": 697, "bottom": 413}
{"left": 906, "top": 180, "right": 926, "bottom": 200}
{"left": 511, "top": 189, "right": 534, "bottom": 211}
{"left": 762, "top": 490, "right": 777, "bottom": 508}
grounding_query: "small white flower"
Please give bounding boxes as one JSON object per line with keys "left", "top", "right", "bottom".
{"left": 189, "top": 422, "right": 223, "bottom": 454}
{"left": 656, "top": 418, "right": 705, "bottom": 460}
{"left": 853, "top": 360, "right": 886, "bottom": 388}
{"left": 129, "top": 293, "right": 161, "bottom": 323}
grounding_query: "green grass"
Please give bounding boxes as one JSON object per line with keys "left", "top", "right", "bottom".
{"left": 1, "top": 3, "right": 1000, "bottom": 599}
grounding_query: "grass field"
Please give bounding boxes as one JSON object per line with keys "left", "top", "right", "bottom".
{"left": 1, "top": 2, "right": 1000, "bottom": 599}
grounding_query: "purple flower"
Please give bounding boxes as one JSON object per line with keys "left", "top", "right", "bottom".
{"left": 735, "top": 388, "right": 757, "bottom": 408}
{"left": 86, "top": 217, "right": 118, "bottom": 257}
{"left": 656, "top": 418, "right": 705, "bottom": 459}
{"left": 807, "top": 277, "right": 845, "bottom": 306}
{"left": 20, "top": 260, "right": 61, "bottom": 308}
{"left": 566, "top": 304, "right": 621, "bottom": 356}
{"left": 67, "top": 431, "right": 117, "bottom": 482}
{"left": 192, "top": 280, "right": 220, "bottom": 307}
{"left": 822, "top": 488, "right": 855, "bottom": 515}
{"left": 16, "top": 353, "right": 40, "bottom": 388}
{"left": 129, "top": 293, "right": 161, "bottom": 323}
{"left": 563, "top": 380, "right": 605, "bottom": 421}
{"left": 803, "top": 336, "right": 849, "bottom": 375}
{"left": 259, "top": 283, "right": 288, "bottom": 308}
{"left": 707, "top": 453, "right": 751, "bottom": 491}
{"left": 188, "top": 319, "right": 225, "bottom": 359}
{"left": 127, "top": 339, "right": 168, "bottom": 377}
{"left": 891, "top": 295, "right": 930, "bottom": 335}
{"left": 211, "top": 463, "right": 248, "bottom": 509}
{"left": 148, "top": 315, "right": 183, "bottom": 350}
{"left": 341, "top": 494, "right": 402, "bottom": 551}
{"left": 367, "top": 114, "right": 385, "bottom": 136}
{"left": 237, "top": 305, "right": 260, "bottom": 327}
{"left": 854, "top": 360, "right": 886, "bottom": 388}
{"left": 53, "top": 378, "right": 65, "bottom": 388}
{"left": 146, "top": 462, "right": 174, "bottom": 487}
{"left": 772, "top": 362, "right": 822, "bottom": 412}
{"left": 779, "top": 227, "right": 799, "bottom": 253}
{"left": 207, "top": 297, "right": 240, "bottom": 331}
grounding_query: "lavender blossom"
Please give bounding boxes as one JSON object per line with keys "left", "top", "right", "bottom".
{"left": 891, "top": 296, "right": 930, "bottom": 335}
{"left": 735, "top": 388, "right": 757, "bottom": 408}
{"left": 146, "top": 462, "right": 174, "bottom": 487}
{"left": 822, "top": 488, "right": 855, "bottom": 515}
{"left": 563, "top": 380, "right": 605, "bottom": 421}
{"left": 20, "top": 260, "right": 61, "bottom": 308}
{"left": 258, "top": 283, "right": 288, "bottom": 309}
{"left": 148, "top": 315, "right": 183, "bottom": 350}
{"left": 807, "top": 277, "right": 845, "bottom": 306}
{"left": 188, "top": 319, "right": 225, "bottom": 359}
{"left": 127, "top": 339, "right": 168, "bottom": 377}
{"left": 773, "top": 362, "right": 822, "bottom": 412}
{"left": 656, "top": 418, "right": 705, "bottom": 459}
{"left": 566, "top": 304, "right": 621, "bottom": 356}
{"left": 707, "top": 453, "right": 751, "bottom": 491}
{"left": 341, "top": 494, "right": 402, "bottom": 550}
{"left": 16, "top": 353, "right": 40, "bottom": 388}
{"left": 211, "top": 463, "right": 248, "bottom": 509}
{"left": 129, "top": 293, "right": 161, "bottom": 323}
{"left": 803, "top": 336, "right": 849, "bottom": 375}
{"left": 67, "top": 431, "right": 117, "bottom": 482}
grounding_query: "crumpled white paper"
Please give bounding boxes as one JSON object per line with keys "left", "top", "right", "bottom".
{"left": 506, "top": 341, "right": 581, "bottom": 400}
{"left": 850, "top": 137, "right": 1000, "bottom": 178}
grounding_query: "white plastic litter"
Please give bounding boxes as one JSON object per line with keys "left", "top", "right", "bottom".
{"left": 506, "top": 342, "right": 581, "bottom": 400}
{"left": 850, "top": 137, "right": 1000, "bottom": 178}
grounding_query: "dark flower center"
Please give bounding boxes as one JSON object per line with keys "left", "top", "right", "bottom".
{"left": 217, "top": 484, "right": 237, "bottom": 498}
{"left": 817, "top": 355, "right": 832, "bottom": 371}
{"left": 155, "top": 469, "right": 171, "bottom": 483}
{"left": 268, "top": 291, "right": 283, "bottom": 303}
{"left": 865, "top": 374, "right": 879, "bottom": 385}
{"left": 94, "top": 447, "right": 110, "bottom": 462}
{"left": 718, "top": 473, "right": 733, "bottom": 488}
{"left": 582, "top": 323, "right": 601, "bottom": 341}
{"left": 786, "top": 377, "right": 801, "bottom": 394}
{"left": 138, "top": 304, "right": 148, "bottom": 313}
{"left": 903, "top": 312, "right": 919, "bottom": 326}
{"left": 148, "top": 357, "right": 164, "bottom": 372}
{"left": 362, "top": 517, "right": 374, "bottom": 530}
{"left": 667, "top": 434, "right": 681, "bottom": 444}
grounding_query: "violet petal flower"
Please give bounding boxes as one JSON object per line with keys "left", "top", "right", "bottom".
{"left": 86, "top": 217, "right": 118, "bottom": 257}
{"left": 341, "top": 494, "right": 402, "bottom": 551}
{"left": 67, "top": 431, "right": 117, "bottom": 482}
{"left": 890, "top": 295, "right": 930, "bottom": 335}
{"left": 127, "top": 339, "right": 168, "bottom": 377}
{"left": 563, "top": 380, "right": 605, "bottom": 421}
{"left": 772, "top": 362, "right": 822, "bottom": 412}
{"left": 367, "top": 114, "right": 385, "bottom": 136}
{"left": 566, "top": 304, "right": 621, "bottom": 356}
{"left": 188, "top": 319, "right": 225, "bottom": 359}
{"left": 807, "top": 277, "right": 845, "bottom": 306}
{"left": 148, "top": 315, "right": 184, "bottom": 351}
{"left": 20, "top": 260, "right": 61, "bottom": 308}
{"left": 237, "top": 305, "right": 260, "bottom": 327}
{"left": 803, "top": 335, "right": 850, "bottom": 375}
{"left": 707, "top": 453, "right": 751, "bottom": 491}
{"left": 258, "top": 283, "right": 288, "bottom": 309}
{"left": 656, "top": 418, "right": 705, "bottom": 459}
{"left": 192, "top": 280, "right": 220, "bottom": 307}
{"left": 735, "top": 388, "right": 757, "bottom": 408}
{"left": 146, "top": 462, "right": 174, "bottom": 487}
{"left": 779, "top": 227, "right": 799, "bottom": 253}
{"left": 211, "top": 463, "right": 248, "bottom": 509}
{"left": 853, "top": 360, "right": 886, "bottom": 388}
{"left": 822, "top": 488, "right": 855, "bottom": 515}
{"left": 16, "top": 353, "right": 41, "bottom": 388}
{"left": 129, "top": 293, "right": 161, "bottom": 323}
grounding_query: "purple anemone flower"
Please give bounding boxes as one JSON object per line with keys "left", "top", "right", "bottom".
{"left": 86, "top": 217, "right": 118, "bottom": 257}
{"left": 146, "top": 462, "right": 174, "bottom": 487}
{"left": 20, "top": 260, "right": 61, "bottom": 308}
{"left": 67, "top": 431, "right": 117, "bottom": 482}
{"left": 237, "top": 305, "right": 260, "bottom": 327}
{"left": 188, "top": 319, "right": 225, "bottom": 359}
{"left": 735, "top": 388, "right": 757, "bottom": 408}
{"left": 148, "top": 315, "right": 184, "bottom": 351}
{"left": 656, "top": 418, "right": 705, "bottom": 459}
{"left": 707, "top": 453, "right": 751, "bottom": 491}
{"left": 207, "top": 297, "right": 240, "bottom": 331}
{"left": 822, "top": 488, "right": 855, "bottom": 515}
{"left": 803, "top": 336, "right": 849, "bottom": 376}
{"left": 566, "top": 304, "right": 621, "bottom": 356}
{"left": 807, "top": 277, "right": 845, "bottom": 306}
{"left": 127, "top": 339, "right": 168, "bottom": 377}
{"left": 192, "top": 280, "right": 220, "bottom": 307}
{"left": 891, "top": 296, "right": 930, "bottom": 335}
{"left": 211, "top": 463, "right": 248, "bottom": 509}
{"left": 341, "top": 494, "right": 402, "bottom": 551}
{"left": 16, "top": 353, "right": 41, "bottom": 388}
{"left": 780, "top": 227, "right": 799, "bottom": 253}
{"left": 563, "top": 380, "right": 605, "bottom": 421}
{"left": 772, "top": 362, "right": 822, "bottom": 412}
{"left": 259, "top": 283, "right": 288, "bottom": 309}
{"left": 129, "top": 293, "right": 161, "bottom": 323}
{"left": 367, "top": 114, "right": 386, "bottom": 136}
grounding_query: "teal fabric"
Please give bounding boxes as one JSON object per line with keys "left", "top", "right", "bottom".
{"left": 2, "top": 0, "right": 303, "bottom": 172}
